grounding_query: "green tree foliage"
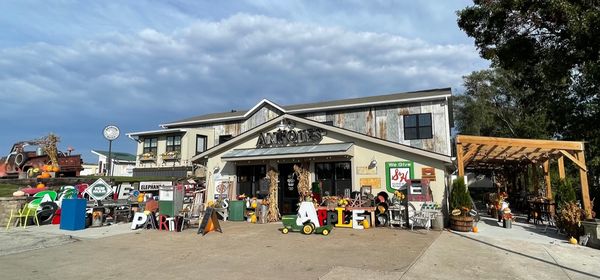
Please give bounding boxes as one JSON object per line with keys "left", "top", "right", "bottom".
{"left": 457, "top": 1, "right": 600, "bottom": 205}
{"left": 554, "top": 178, "right": 576, "bottom": 210}
{"left": 450, "top": 177, "right": 471, "bottom": 212}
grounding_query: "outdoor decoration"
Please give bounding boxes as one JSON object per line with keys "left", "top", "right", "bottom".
{"left": 293, "top": 164, "right": 311, "bottom": 201}
{"left": 280, "top": 202, "right": 332, "bottom": 236}
{"left": 43, "top": 133, "right": 60, "bottom": 169}
{"left": 267, "top": 169, "right": 280, "bottom": 222}
{"left": 557, "top": 201, "right": 584, "bottom": 241}
{"left": 449, "top": 177, "right": 474, "bottom": 232}
{"left": 198, "top": 207, "right": 222, "bottom": 236}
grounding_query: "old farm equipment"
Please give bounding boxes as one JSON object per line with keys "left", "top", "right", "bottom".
{"left": 0, "top": 134, "right": 83, "bottom": 178}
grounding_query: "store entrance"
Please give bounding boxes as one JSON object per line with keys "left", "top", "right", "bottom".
{"left": 278, "top": 163, "right": 299, "bottom": 215}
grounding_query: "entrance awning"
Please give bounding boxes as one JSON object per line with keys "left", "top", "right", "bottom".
{"left": 221, "top": 142, "right": 353, "bottom": 161}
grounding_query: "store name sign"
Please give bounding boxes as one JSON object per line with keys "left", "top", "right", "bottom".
{"left": 256, "top": 127, "right": 326, "bottom": 147}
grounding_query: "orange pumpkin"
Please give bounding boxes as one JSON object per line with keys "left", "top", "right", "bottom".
{"left": 52, "top": 166, "right": 60, "bottom": 172}
{"left": 41, "top": 165, "right": 47, "bottom": 172}
{"left": 472, "top": 226, "right": 479, "bottom": 233}
{"left": 41, "top": 172, "right": 51, "bottom": 179}
{"left": 36, "top": 183, "right": 45, "bottom": 189}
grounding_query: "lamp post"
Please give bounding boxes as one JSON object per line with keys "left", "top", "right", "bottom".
{"left": 103, "top": 125, "right": 120, "bottom": 177}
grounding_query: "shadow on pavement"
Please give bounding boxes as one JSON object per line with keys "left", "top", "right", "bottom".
{"left": 451, "top": 231, "right": 600, "bottom": 279}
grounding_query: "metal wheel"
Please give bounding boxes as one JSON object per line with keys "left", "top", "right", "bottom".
{"left": 302, "top": 224, "right": 313, "bottom": 235}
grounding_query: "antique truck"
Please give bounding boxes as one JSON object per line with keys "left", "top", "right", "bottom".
{"left": 0, "top": 134, "right": 83, "bottom": 178}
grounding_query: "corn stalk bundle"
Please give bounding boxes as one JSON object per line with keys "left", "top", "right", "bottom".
{"left": 43, "top": 133, "right": 60, "bottom": 168}
{"left": 294, "top": 163, "right": 311, "bottom": 202}
{"left": 267, "top": 169, "right": 280, "bottom": 222}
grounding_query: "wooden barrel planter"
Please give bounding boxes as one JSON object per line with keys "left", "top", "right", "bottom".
{"left": 450, "top": 215, "right": 474, "bottom": 232}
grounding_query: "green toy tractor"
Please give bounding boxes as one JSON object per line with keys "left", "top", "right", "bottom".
{"left": 280, "top": 215, "right": 333, "bottom": 236}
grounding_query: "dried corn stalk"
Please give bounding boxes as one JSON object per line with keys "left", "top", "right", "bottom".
{"left": 43, "top": 133, "right": 60, "bottom": 168}
{"left": 267, "top": 169, "right": 280, "bottom": 222}
{"left": 294, "top": 163, "right": 311, "bottom": 202}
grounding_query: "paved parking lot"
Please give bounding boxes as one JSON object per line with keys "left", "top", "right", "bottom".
{"left": 0, "top": 222, "right": 439, "bottom": 280}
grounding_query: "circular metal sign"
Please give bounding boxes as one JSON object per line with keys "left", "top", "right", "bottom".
{"left": 103, "top": 125, "right": 120, "bottom": 141}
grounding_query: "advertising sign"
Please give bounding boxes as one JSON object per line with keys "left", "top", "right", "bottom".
{"left": 385, "top": 161, "right": 414, "bottom": 192}
{"left": 139, "top": 181, "right": 172, "bottom": 192}
{"left": 85, "top": 178, "right": 114, "bottom": 200}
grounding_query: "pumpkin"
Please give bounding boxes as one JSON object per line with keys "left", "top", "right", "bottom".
{"left": 137, "top": 193, "right": 144, "bottom": 203}
{"left": 36, "top": 183, "right": 45, "bottom": 189}
{"left": 52, "top": 166, "right": 60, "bottom": 172}
{"left": 363, "top": 219, "right": 370, "bottom": 229}
{"left": 40, "top": 172, "right": 51, "bottom": 179}
{"left": 569, "top": 237, "right": 578, "bottom": 244}
{"left": 250, "top": 214, "right": 257, "bottom": 223}
{"left": 251, "top": 201, "right": 258, "bottom": 209}
{"left": 472, "top": 226, "right": 479, "bottom": 233}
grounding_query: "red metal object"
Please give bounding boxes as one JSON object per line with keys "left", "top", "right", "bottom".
{"left": 0, "top": 140, "right": 83, "bottom": 178}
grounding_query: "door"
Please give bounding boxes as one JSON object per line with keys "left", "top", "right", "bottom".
{"left": 278, "top": 163, "right": 299, "bottom": 215}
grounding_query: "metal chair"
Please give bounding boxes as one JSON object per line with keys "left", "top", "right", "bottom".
{"left": 6, "top": 201, "right": 40, "bottom": 230}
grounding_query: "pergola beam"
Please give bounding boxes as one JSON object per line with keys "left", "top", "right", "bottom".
{"left": 577, "top": 151, "right": 592, "bottom": 220}
{"left": 457, "top": 135, "right": 584, "bottom": 151}
{"left": 558, "top": 156, "right": 566, "bottom": 179}
{"left": 543, "top": 160, "right": 552, "bottom": 199}
{"left": 559, "top": 150, "right": 587, "bottom": 172}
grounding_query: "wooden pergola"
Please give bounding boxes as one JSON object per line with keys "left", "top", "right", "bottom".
{"left": 456, "top": 135, "right": 592, "bottom": 219}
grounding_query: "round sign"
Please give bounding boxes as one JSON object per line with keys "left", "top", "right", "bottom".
{"left": 103, "top": 125, "right": 120, "bottom": 140}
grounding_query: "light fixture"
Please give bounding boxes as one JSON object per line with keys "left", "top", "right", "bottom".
{"left": 213, "top": 165, "right": 221, "bottom": 173}
{"left": 368, "top": 158, "right": 377, "bottom": 169}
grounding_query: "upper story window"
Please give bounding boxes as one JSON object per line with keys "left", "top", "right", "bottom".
{"left": 143, "top": 137, "right": 158, "bottom": 154}
{"left": 219, "top": 135, "right": 233, "bottom": 144}
{"left": 196, "top": 135, "right": 207, "bottom": 154}
{"left": 166, "top": 135, "right": 182, "bottom": 153}
{"left": 404, "top": 113, "right": 433, "bottom": 140}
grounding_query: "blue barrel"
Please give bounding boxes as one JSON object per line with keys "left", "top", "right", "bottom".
{"left": 60, "top": 199, "right": 87, "bottom": 230}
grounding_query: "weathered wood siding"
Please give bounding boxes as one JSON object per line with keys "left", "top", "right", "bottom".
{"left": 184, "top": 99, "right": 450, "bottom": 155}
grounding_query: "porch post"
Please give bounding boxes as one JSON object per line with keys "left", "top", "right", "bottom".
{"left": 576, "top": 151, "right": 592, "bottom": 220}
{"left": 543, "top": 160, "right": 552, "bottom": 199}
{"left": 456, "top": 143, "right": 465, "bottom": 178}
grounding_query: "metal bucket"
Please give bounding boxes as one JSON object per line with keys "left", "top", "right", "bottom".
{"left": 36, "top": 147, "right": 45, "bottom": 156}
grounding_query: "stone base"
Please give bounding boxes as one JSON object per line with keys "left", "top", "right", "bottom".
{"left": 582, "top": 219, "right": 600, "bottom": 249}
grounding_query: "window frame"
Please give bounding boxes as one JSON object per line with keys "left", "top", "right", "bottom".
{"left": 403, "top": 113, "right": 433, "bottom": 140}
{"left": 142, "top": 137, "right": 158, "bottom": 154}
{"left": 196, "top": 135, "right": 207, "bottom": 155}
{"left": 166, "top": 135, "right": 182, "bottom": 153}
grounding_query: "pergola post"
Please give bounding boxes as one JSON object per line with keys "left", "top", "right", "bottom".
{"left": 576, "top": 151, "right": 592, "bottom": 220}
{"left": 557, "top": 156, "right": 566, "bottom": 179}
{"left": 457, "top": 143, "right": 465, "bottom": 178}
{"left": 543, "top": 160, "right": 552, "bottom": 199}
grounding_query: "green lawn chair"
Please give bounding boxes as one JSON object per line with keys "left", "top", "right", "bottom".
{"left": 5, "top": 201, "right": 40, "bottom": 230}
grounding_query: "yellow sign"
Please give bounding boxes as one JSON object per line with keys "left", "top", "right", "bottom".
{"left": 356, "top": 166, "right": 377, "bottom": 175}
{"left": 359, "top": 178, "right": 381, "bottom": 189}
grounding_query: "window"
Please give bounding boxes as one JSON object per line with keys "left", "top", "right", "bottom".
{"left": 404, "top": 113, "right": 432, "bottom": 140}
{"left": 236, "top": 165, "right": 267, "bottom": 198}
{"left": 219, "top": 134, "right": 233, "bottom": 144}
{"left": 321, "top": 120, "right": 334, "bottom": 126}
{"left": 196, "top": 135, "right": 207, "bottom": 154}
{"left": 143, "top": 138, "right": 158, "bottom": 154}
{"left": 166, "top": 135, "right": 182, "bottom": 153}
{"left": 315, "top": 161, "right": 352, "bottom": 196}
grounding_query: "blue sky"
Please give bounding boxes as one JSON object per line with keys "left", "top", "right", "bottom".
{"left": 0, "top": 1, "right": 487, "bottom": 163}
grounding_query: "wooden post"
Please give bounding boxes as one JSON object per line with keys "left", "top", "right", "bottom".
{"left": 558, "top": 155, "right": 566, "bottom": 179}
{"left": 543, "top": 160, "right": 552, "bottom": 199}
{"left": 456, "top": 143, "right": 465, "bottom": 178}
{"left": 531, "top": 163, "right": 538, "bottom": 194}
{"left": 576, "top": 151, "right": 592, "bottom": 220}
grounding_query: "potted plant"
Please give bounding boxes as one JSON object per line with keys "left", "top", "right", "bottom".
{"left": 449, "top": 177, "right": 474, "bottom": 232}
{"left": 161, "top": 151, "right": 180, "bottom": 160}
{"left": 139, "top": 152, "right": 156, "bottom": 161}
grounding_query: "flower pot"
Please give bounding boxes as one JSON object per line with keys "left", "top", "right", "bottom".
{"left": 450, "top": 215, "right": 474, "bottom": 232}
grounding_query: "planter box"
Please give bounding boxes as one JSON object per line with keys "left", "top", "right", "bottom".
{"left": 582, "top": 219, "right": 600, "bottom": 249}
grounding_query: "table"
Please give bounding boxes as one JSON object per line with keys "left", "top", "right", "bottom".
{"left": 527, "top": 201, "right": 556, "bottom": 225}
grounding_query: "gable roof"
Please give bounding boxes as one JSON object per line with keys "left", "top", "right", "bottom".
{"left": 191, "top": 114, "right": 452, "bottom": 164}
{"left": 161, "top": 87, "right": 451, "bottom": 128}
{"left": 91, "top": 150, "right": 136, "bottom": 162}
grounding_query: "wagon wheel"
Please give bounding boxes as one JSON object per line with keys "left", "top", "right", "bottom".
{"left": 282, "top": 228, "right": 289, "bottom": 234}
{"left": 322, "top": 229, "right": 330, "bottom": 236}
{"left": 302, "top": 224, "right": 313, "bottom": 235}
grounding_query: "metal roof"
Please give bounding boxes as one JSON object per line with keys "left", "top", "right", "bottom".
{"left": 91, "top": 150, "right": 137, "bottom": 162}
{"left": 221, "top": 143, "right": 354, "bottom": 161}
{"left": 161, "top": 87, "right": 451, "bottom": 127}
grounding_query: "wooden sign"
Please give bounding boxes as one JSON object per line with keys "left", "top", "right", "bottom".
{"left": 356, "top": 166, "right": 377, "bottom": 175}
{"left": 198, "top": 207, "right": 222, "bottom": 236}
{"left": 359, "top": 178, "right": 381, "bottom": 189}
{"left": 421, "top": 167, "right": 436, "bottom": 181}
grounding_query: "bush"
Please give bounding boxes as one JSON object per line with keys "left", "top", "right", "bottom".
{"left": 450, "top": 177, "right": 471, "bottom": 212}
{"left": 555, "top": 178, "right": 576, "bottom": 210}
{"left": 556, "top": 201, "right": 584, "bottom": 238}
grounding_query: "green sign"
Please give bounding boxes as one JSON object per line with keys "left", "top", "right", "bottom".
{"left": 85, "top": 178, "right": 113, "bottom": 200}
{"left": 385, "top": 161, "right": 414, "bottom": 193}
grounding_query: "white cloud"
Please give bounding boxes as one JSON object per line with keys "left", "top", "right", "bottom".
{"left": 0, "top": 13, "right": 486, "bottom": 160}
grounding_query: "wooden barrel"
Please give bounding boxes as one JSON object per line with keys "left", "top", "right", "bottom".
{"left": 450, "top": 215, "right": 474, "bottom": 232}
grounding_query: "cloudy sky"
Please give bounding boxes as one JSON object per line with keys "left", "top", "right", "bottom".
{"left": 0, "top": 1, "right": 487, "bottom": 163}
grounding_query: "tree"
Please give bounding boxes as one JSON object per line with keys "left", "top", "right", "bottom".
{"left": 457, "top": 1, "right": 600, "bottom": 201}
